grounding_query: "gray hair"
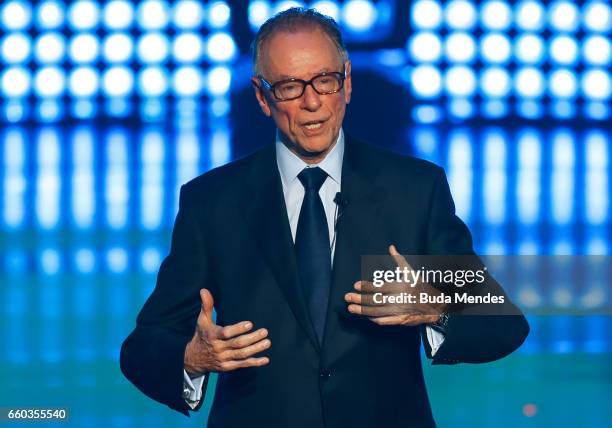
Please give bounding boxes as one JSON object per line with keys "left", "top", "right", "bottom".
{"left": 251, "top": 7, "right": 349, "bottom": 76}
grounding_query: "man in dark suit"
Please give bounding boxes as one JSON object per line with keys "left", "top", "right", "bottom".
{"left": 120, "top": 8, "right": 529, "bottom": 428}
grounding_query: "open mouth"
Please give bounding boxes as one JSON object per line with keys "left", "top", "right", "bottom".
{"left": 302, "top": 119, "right": 326, "bottom": 130}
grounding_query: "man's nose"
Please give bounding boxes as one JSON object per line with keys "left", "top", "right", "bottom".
{"left": 300, "top": 83, "right": 322, "bottom": 111}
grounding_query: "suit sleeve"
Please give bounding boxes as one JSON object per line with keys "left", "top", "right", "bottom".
{"left": 120, "top": 184, "right": 210, "bottom": 415}
{"left": 422, "top": 167, "right": 530, "bottom": 364}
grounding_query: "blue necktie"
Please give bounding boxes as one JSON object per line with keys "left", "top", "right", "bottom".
{"left": 295, "top": 167, "right": 331, "bottom": 343}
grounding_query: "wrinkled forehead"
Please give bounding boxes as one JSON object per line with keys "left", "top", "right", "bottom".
{"left": 259, "top": 28, "right": 344, "bottom": 78}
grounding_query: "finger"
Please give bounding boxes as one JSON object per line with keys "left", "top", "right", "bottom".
{"left": 354, "top": 280, "right": 379, "bottom": 293}
{"left": 369, "top": 315, "right": 425, "bottom": 326}
{"left": 389, "top": 244, "right": 412, "bottom": 271}
{"left": 227, "top": 328, "right": 269, "bottom": 349}
{"left": 198, "top": 289, "right": 215, "bottom": 327}
{"left": 356, "top": 281, "right": 407, "bottom": 295}
{"left": 220, "top": 357, "right": 270, "bottom": 371}
{"left": 369, "top": 315, "right": 408, "bottom": 325}
{"left": 347, "top": 303, "right": 402, "bottom": 317}
{"left": 345, "top": 292, "right": 362, "bottom": 304}
{"left": 216, "top": 320, "right": 255, "bottom": 340}
{"left": 223, "top": 338, "right": 271, "bottom": 360}
{"left": 346, "top": 291, "right": 412, "bottom": 307}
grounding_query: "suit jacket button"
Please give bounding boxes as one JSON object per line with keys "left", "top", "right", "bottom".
{"left": 320, "top": 370, "right": 331, "bottom": 379}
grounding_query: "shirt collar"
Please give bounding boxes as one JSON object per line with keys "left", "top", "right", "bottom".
{"left": 275, "top": 128, "right": 344, "bottom": 189}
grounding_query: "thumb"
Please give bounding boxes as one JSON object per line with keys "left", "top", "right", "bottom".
{"left": 198, "top": 288, "right": 215, "bottom": 327}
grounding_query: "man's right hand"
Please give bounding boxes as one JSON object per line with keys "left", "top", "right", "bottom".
{"left": 184, "top": 289, "right": 271, "bottom": 377}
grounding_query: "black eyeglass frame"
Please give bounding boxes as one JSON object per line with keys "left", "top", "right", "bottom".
{"left": 258, "top": 69, "right": 346, "bottom": 101}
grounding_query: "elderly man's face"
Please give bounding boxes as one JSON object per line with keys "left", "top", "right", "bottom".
{"left": 252, "top": 28, "right": 352, "bottom": 163}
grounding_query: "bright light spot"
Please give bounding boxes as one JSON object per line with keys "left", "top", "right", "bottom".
{"left": 412, "top": 0, "right": 442, "bottom": 29}
{"left": 549, "top": 99, "right": 572, "bottom": 118}
{"left": 36, "top": 1, "right": 64, "bottom": 29}
{"left": 523, "top": 403, "right": 538, "bottom": 417}
{"left": 103, "top": 33, "right": 133, "bottom": 63}
{"left": 137, "top": 33, "right": 169, "bottom": 63}
{"left": 34, "top": 67, "right": 65, "bottom": 97}
{"left": 137, "top": 0, "right": 169, "bottom": 30}
{"left": 173, "top": 33, "right": 203, "bottom": 63}
{"left": 41, "top": 248, "right": 61, "bottom": 275}
{"left": 444, "top": 0, "right": 477, "bottom": 30}
{"left": 172, "top": 66, "right": 203, "bottom": 96}
{"left": 1, "top": 33, "right": 31, "bottom": 63}
{"left": 206, "top": 66, "right": 231, "bottom": 96}
{"left": 444, "top": 66, "right": 476, "bottom": 96}
{"left": 552, "top": 288, "right": 573, "bottom": 307}
{"left": 141, "top": 247, "right": 161, "bottom": 273}
{"left": 138, "top": 67, "right": 168, "bottom": 96}
{"left": 581, "top": 287, "right": 605, "bottom": 308}
{"left": 549, "top": 69, "right": 577, "bottom": 98}
{"left": 449, "top": 98, "right": 473, "bottom": 119}
{"left": 103, "top": 0, "right": 133, "bottom": 29}
{"left": 102, "top": 66, "right": 133, "bottom": 97}
{"left": 107, "top": 247, "right": 128, "bottom": 273}
{"left": 519, "top": 287, "right": 541, "bottom": 307}
{"left": 311, "top": 1, "right": 340, "bottom": 21}
{"left": 67, "top": 0, "right": 99, "bottom": 30}
{"left": 206, "top": 32, "right": 236, "bottom": 62}
{"left": 342, "top": 0, "right": 377, "bottom": 31}
{"left": 413, "top": 105, "right": 441, "bottom": 124}
{"left": 549, "top": 36, "right": 578, "bottom": 65}
{"left": 514, "top": 68, "right": 544, "bottom": 98}
{"left": 444, "top": 32, "right": 475, "bottom": 63}
{"left": 68, "top": 33, "right": 99, "bottom": 63}
{"left": 408, "top": 32, "right": 442, "bottom": 62}
{"left": 480, "top": 1, "right": 511, "bottom": 30}
{"left": 248, "top": 1, "right": 271, "bottom": 29}
{"left": 68, "top": 67, "right": 99, "bottom": 97}
{"left": 514, "top": 34, "right": 544, "bottom": 64}
{"left": 1, "top": 1, "right": 32, "bottom": 30}
{"left": 75, "top": 248, "right": 96, "bottom": 273}
{"left": 480, "top": 67, "right": 511, "bottom": 97}
{"left": 582, "top": 1, "right": 611, "bottom": 32}
{"left": 480, "top": 33, "right": 511, "bottom": 64}
{"left": 549, "top": 1, "right": 579, "bottom": 32}
{"left": 34, "top": 33, "right": 65, "bottom": 64}
{"left": 515, "top": 1, "right": 544, "bottom": 30}
{"left": 173, "top": 0, "right": 204, "bottom": 29}
{"left": 411, "top": 65, "right": 442, "bottom": 98}
{"left": 1, "top": 67, "right": 30, "bottom": 97}
{"left": 208, "top": 1, "right": 231, "bottom": 28}
{"left": 582, "top": 35, "right": 610, "bottom": 66}
{"left": 581, "top": 69, "right": 610, "bottom": 100}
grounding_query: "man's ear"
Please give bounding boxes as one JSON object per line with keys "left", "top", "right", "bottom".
{"left": 343, "top": 60, "right": 353, "bottom": 105}
{"left": 251, "top": 77, "right": 272, "bottom": 117}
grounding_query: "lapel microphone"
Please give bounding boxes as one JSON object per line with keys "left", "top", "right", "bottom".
{"left": 333, "top": 192, "right": 349, "bottom": 220}
{"left": 332, "top": 192, "right": 349, "bottom": 251}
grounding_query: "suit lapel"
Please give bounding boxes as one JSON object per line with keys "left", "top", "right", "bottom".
{"left": 238, "top": 146, "right": 321, "bottom": 352}
{"left": 322, "top": 139, "right": 388, "bottom": 349}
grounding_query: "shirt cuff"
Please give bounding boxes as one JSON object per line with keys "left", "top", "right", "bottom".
{"left": 182, "top": 370, "right": 206, "bottom": 409}
{"left": 425, "top": 325, "right": 445, "bottom": 357}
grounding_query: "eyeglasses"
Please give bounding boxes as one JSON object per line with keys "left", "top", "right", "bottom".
{"left": 258, "top": 70, "right": 346, "bottom": 101}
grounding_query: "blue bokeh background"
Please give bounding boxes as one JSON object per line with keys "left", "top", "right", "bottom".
{"left": 0, "top": 1, "right": 610, "bottom": 427}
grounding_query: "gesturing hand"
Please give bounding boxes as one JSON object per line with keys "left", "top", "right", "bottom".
{"left": 184, "top": 289, "right": 271, "bottom": 377}
{"left": 344, "top": 245, "right": 445, "bottom": 326}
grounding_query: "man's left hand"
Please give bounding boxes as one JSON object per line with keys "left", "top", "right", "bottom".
{"left": 344, "top": 245, "right": 446, "bottom": 327}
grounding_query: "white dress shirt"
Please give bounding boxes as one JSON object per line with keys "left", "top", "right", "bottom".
{"left": 182, "top": 129, "right": 445, "bottom": 408}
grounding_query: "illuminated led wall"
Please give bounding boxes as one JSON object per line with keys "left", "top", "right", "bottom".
{"left": 407, "top": 0, "right": 611, "bottom": 122}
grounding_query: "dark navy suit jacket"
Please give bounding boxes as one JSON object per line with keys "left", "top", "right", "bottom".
{"left": 120, "top": 137, "right": 529, "bottom": 428}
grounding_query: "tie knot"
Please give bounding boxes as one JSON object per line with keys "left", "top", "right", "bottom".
{"left": 298, "top": 167, "right": 328, "bottom": 192}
